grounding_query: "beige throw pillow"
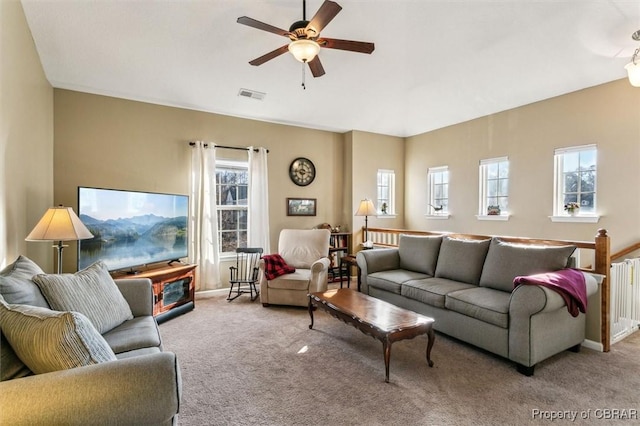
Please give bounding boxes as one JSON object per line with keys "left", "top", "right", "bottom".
{"left": 0, "top": 301, "right": 116, "bottom": 374}
{"left": 33, "top": 261, "right": 133, "bottom": 334}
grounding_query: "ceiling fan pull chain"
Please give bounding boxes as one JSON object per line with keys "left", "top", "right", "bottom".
{"left": 301, "top": 63, "right": 306, "bottom": 90}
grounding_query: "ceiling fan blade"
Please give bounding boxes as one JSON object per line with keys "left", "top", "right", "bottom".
{"left": 249, "top": 45, "right": 290, "bottom": 66}
{"left": 319, "top": 38, "right": 375, "bottom": 54}
{"left": 305, "top": 0, "right": 342, "bottom": 37}
{"left": 308, "top": 56, "right": 326, "bottom": 78}
{"left": 237, "top": 16, "right": 291, "bottom": 38}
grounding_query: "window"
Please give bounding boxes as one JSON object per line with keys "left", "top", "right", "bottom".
{"left": 427, "top": 166, "right": 449, "bottom": 215}
{"left": 376, "top": 169, "right": 395, "bottom": 215}
{"left": 216, "top": 160, "right": 248, "bottom": 254}
{"left": 479, "top": 157, "right": 509, "bottom": 216}
{"left": 554, "top": 145, "right": 597, "bottom": 216}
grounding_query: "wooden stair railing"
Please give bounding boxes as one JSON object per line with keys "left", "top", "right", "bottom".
{"left": 611, "top": 242, "right": 640, "bottom": 262}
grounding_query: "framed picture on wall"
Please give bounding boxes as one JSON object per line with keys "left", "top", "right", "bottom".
{"left": 287, "top": 198, "right": 317, "bottom": 216}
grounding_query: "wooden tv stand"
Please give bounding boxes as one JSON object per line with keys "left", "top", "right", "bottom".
{"left": 114, "top": 263, "right": 197, "bottom": 324}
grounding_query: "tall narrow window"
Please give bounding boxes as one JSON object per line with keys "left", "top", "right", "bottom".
{"left": 427, "top": 166, "right": 449, "bottom": 215}
{"left": 479, "top": 157, "right": 509, "bottom": 216}
{"left": 215, "top": 159, "right": 249, "bottom": 255}
{"left": 377, "top": 169, "right": 395, "bottom": 215}
{"left": 554, "top": 145, "right": 597, "bottom": 216}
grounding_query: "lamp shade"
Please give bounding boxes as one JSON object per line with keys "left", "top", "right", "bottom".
{"left": 288, "top": 39, "right": 320, "bottom": 63}
{"left": 354, "top": 199, "right": 377, "bottom": 216}
{"left": 25, "top": 206, "right": 93, "bottom": 242}
{"left": 625, "top": 61, "right": 640, "bottom": 87}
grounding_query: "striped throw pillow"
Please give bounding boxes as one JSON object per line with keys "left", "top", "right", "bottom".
{"left": 0, "top": 301, "right": 116, "bottom": 374}
{"left": 33, "top": 262, "right": 133, "bottom": 334}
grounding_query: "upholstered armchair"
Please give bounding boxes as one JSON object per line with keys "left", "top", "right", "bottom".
{"left": 259, "top": 229, "right": 331, "bottom": 307}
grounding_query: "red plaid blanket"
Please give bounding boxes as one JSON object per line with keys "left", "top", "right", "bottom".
{"left": 262, "top": 254, "right": 296, "bottom": 280}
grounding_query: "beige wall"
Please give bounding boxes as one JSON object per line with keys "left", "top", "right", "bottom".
{"left": 350, "top": 131, "right": 405, "bottom": 247}
{"left": 0, "top": 0, "right": 53, "bottom": 271}
{"left": 405, "top": 79, "right": 640, "bottom": 248}
{"left": 53, "top": 90, "right": 348, "bottom": 276}
{"left": 405, "top": 79, "right": 640, "bottom": 343}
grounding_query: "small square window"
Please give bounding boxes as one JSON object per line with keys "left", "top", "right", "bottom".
{"left": 554, "top": 145, "right": 597, "bottom": 216}
{"left": 377, "top": 169, "right": 395, "bottom": 215}
{"left": 427, "top": 166, "right": 449, "bottom": 215}
{"left": 479, "top": 157, "right": 509, "bottom": 216}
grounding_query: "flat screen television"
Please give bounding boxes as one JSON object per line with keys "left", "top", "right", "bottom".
{"left": 78, "top": 187, "right": 189, "bottom": 272}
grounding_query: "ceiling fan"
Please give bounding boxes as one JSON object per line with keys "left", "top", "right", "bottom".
{"left": 237, "top": 0, "right": 375, "bottom": 79}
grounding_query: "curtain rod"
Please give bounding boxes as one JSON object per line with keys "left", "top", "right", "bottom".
{"left": 189, "top": 142, "right": 269, "bottom": 153}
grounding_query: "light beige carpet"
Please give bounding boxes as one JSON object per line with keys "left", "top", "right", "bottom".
{"left": 160, "top": 291, "right": 640, "bottom": 425}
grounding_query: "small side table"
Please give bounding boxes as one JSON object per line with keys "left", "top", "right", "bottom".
{"left": 339, "top": 254, "right": 361, "bottom": 292}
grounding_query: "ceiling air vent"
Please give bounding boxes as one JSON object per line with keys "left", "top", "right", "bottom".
{"left": 238, "top": 88, "right": 266, "bottom": 101}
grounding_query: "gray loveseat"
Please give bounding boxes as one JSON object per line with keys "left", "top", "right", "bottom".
{"left": 0, "top": 256, "right": 181, "bottom": 425}
{"left": 357, "top": 234, "right": 599, "bottom": 375}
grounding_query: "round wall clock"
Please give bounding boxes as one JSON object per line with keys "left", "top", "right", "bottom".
{"left": 289, "top": 157, "right": 316, "bottom": 186}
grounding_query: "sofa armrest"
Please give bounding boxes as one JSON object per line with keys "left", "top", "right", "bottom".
{"left": 508, "top": 272, "right": 598, "bottom": 367}
{"left": 509, "top": 271, "right": 600, "bottom": 318}
{"left": 510, "top": 284, "right": 565, "bottom": 317}
{"left": 356, "top": 248, "right": 400, "bottom": 294}
{"left": 0, "top": 352, "right": 181, "bottom": 426}
{"left": 115, "top": 278, "right": 154, "bottom": 317}
{"left": 309, "top": 257, "right": 331, "bottom": 293}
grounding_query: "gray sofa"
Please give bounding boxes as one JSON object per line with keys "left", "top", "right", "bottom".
{"left": 0, "top": 256, "right": 181, "bottom": 425}
{"left": 357, "top": 234, "right": 599, "bottom": 375}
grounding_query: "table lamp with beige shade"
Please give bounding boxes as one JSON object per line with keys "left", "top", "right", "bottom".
{"left": 354, "top": 198, "right": 376, "bottom": 249}
{"left": 25, "top": 205, "right": 94, "bottom": 273}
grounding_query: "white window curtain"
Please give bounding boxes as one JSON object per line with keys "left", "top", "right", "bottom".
{"left": 189, "top": 141, "right": 221, "bottom": 291}
{"left": 248, "top": 147, "right": 271, "bottom": 254}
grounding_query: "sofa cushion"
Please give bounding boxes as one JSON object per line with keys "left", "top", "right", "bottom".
{"left": 264, "top": 269, "right": 313, "bottom": 290}
{"left": 102, "top": 316, "right": 162, "bottom": 354}
{"left": 401, "top": 277, "right": 476, "bottom": 308}
{"left": 367, "top": 270, "right": 431, "bottom": 294}
{"left": 479, "top": 238, "right": 577, "bottom": 292}
{"left": 445, "top": 287, "right": 511, "bottom": 328}
{"left": 399, "top": 235, "right": 442, "bottom": 276}
{"left": 434, "top": 237, "right": 491, "bottom": 285}
{"left": 0, "top": 301, "right": 117, "bottom": 374}
{"left": 0, "top": 255, "right": 49, "bottom": 308}
{"left": 278, "top": 229, "right": 330, "bottom": 269}
{"left": 33, "top": 262, "right": 133, "bottom": 334}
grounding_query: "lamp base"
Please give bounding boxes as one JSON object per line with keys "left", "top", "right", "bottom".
{"left": 53, "top": 241, "right": 69, "bottom": 274}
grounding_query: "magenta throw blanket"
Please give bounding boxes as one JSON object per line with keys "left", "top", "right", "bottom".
{"left": 262, "top": 254, "right": 296, "bottom": 280}
{"left": 513, "top": 269, "right": 587, "bottom": 317}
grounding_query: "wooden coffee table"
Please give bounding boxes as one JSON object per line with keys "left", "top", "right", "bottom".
{"left": 308, "top": 288, "right": 435, "bottom": 383}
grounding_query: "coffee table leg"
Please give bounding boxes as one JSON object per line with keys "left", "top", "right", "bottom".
{"left": 383, "top": 338, "right": 392, "bottom": 383}
{"left": 426, "top": 327, "right": 435, "bottom": 367}
{"left": 308, "top": 296, "right": 314, "bottom": 330}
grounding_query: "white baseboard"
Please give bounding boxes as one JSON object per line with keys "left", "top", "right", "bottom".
{"left": 582, "top": 339, "right": 603, "bottom": 352}
{"left": 195, "top": 288, "right": 229, "bottom": 299}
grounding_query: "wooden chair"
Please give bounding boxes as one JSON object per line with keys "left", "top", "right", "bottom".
{"left": 227, "top": 247, "right": 263, "bottom": 302}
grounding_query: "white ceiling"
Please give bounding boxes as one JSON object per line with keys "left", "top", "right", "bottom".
{"left": 21, "top": 0, "right": 640, "bottom": 138}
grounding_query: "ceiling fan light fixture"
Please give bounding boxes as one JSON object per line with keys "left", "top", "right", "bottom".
{"left": 288, "top": 39, "right": 320, "bottom": 63}
{"left": 626, "top": 30, "right": 640, "bottom": 87}
{"left": 625, "top": 59, "right": 640, "bottom": 87}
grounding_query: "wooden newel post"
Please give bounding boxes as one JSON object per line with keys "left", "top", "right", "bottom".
{"left": 594, "top": 228, "right": 611, "bottom": 352}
